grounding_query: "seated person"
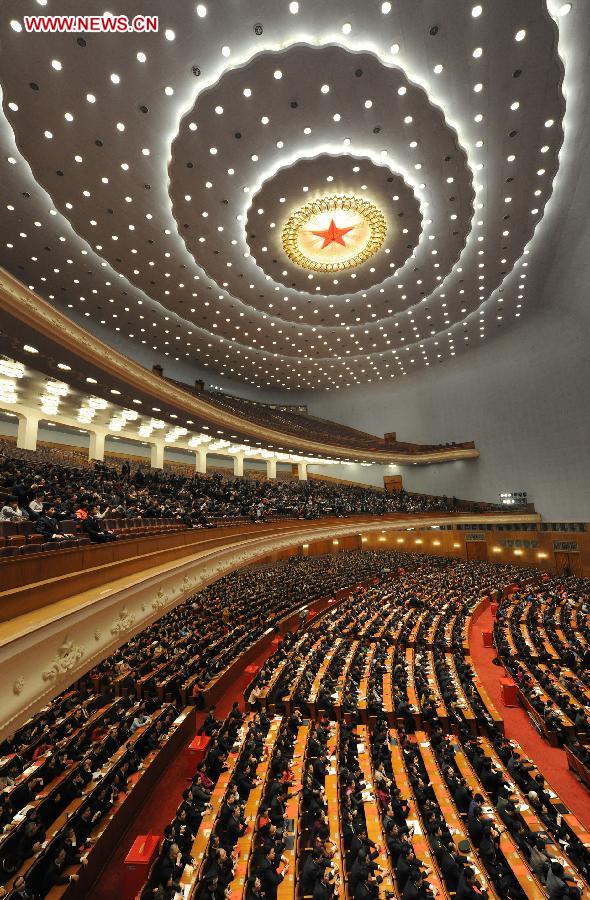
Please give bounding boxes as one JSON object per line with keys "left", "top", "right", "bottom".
{"left": 82, "top": 505, "right": 117, "bottom": 543}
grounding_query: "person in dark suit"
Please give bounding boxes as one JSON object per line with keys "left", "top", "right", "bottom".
{"left": 256, "top": 847, "right": 288, "bottom": 900}
{"left": 82, "top": 506, "right": 117, "bottom": 542}
{"left": 42, "top": 846, "right": 80, "bottom": 892}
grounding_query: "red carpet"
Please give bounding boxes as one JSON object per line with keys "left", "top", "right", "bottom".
{"left": 86, "top": 641, "right": 275, "bottom": 900}
{"left": 469, "top": 601, "right": 590, "bottom": 830}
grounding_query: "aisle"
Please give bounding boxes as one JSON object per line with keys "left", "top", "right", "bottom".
{"left": 86, "top": 641, "right": 274, "bottom": 900}
{"left": 469, "top": 601, "right": 590, "bottom": 830}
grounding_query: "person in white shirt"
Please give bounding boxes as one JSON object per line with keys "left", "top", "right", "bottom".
{"left": 0, "top": 497, "right": 27, "bottom": 522}
{"left": 28, "top": 496, "right": 44, "bottom": 519}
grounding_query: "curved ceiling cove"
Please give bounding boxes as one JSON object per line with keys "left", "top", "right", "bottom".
{"left": 0, "top": 0, "right": 566, "bottom": 390}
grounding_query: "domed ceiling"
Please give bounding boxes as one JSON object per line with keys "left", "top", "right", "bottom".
{"left": 0, "top": 0, "right": 578, "bottom": 392}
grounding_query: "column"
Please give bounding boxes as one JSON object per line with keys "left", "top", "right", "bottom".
{"left": 232, "top": 453, "right": 244, "bottom": 477}
{"left": 16, "top": 411, "right": 40, "bottom": 451}
{"left": 297, "top": 461, "right": 308, "bottom": 481}
{"left": 195, "top": 447, "right": 208, "bottom": 474}
{"left": 150, "top": 440, "right": 164, "bottom": 470}
{"left": 88, "top": 428, "right": 107, "bottom": 462}
{"left": 266, "top": 458, "right": 277, "bottom": 480}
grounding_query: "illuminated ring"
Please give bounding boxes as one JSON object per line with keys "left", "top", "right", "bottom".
{"left": 281, "top": 195, "right": 386, "bottom": 273}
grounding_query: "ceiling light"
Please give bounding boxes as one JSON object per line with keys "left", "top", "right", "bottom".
{"left": 321, "top": 84, "right": 330, "bottom": 94}
{"left": 136, "top": 51, "right": 146, "bottom": 62}
{"left": 472, "top": 4, "right": 483, "bottom": 16}
{"left": 164, "top": 86, "right": 174, "bottom": 95}
{"left": 433, "top": 64, "right": 443, "bottom": 74}
{"left": 390, "top": 43, "right": 400, "bottom": 54}
{"left": 221, "top": 45, "right": 230, "bottom": 57}
{"left": 51, "top": 59, "right": 62, "bottom": 71}
{"left": 164, "top": 28, "right": 175, "bottom": 40}
{"left": 397, "top": 86, "right": 407, "bottom": 96}
{"left": 8, "top": 102, "right": 18, "bottom": 111}
{"left": 274, "top": 69, "right": 283, "bottom": 79}
{"left": 243, "top": 88, "right": 252, "bottom": 97}
{"left": 558, "top": 3, "right": 571, "bottom": 15}
{"left": 196, "top": 3, "right": 207, "bottom": 16}
{"left": 515, "top": 28, "right": 526, "bottom": 40}
{"left": 510, "top": 101, "right": 520, "bottom": 110}
{"left": 342, "top": 22, "right": 352, "bottom": 34}
{"left": 110, "top": 72, "right": 120, "bottom": 83}
{"left": 545, "top": 118, "right": 554, "bottom": 127}
{"left": 86, "top": 93, "right": 96, "bottom": 103}
{"left": 289, "top": 1, "right": 299, "bottom": 12}
{"left": 381, "top": 1, "right": 392, "bottom": 12}
{"left": 473, "top": 46, "right": 483, "bottom": 57}
{"left": 10, "top": 20, "right": 22, "bottom": 32}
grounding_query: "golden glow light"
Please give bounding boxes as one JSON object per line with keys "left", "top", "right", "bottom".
{"left": 281, "top": 194, "right": 386, "bottom": 272}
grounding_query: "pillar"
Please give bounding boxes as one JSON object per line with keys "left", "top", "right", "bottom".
{"left": 266, "top": 458, "right": 277, "bottom": 480}
{"left": 195, "top": 447, "right": 208, "bottom": 474}
{"left": 88, "top": 428, "right": 107, "bottom": 462}
{"left": 233, "top": 453, "right": 244, "bottom": 477}
{"left": 297, "top": 461, "right": 308, "bottom": 481}
{"left": 150, "top": 440, "right": 164, "bottom": 470}
{"left": 16, "top": 411, "right": 40, "bottom": 451}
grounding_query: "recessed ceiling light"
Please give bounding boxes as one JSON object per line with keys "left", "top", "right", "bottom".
{"left": 57, "top": 363, "right": 71, "bottom": 370}
{"left": 433, "top": 64, "right": 443, "bottom": 74}
{"left": 196, "top": 4, "right": 207, "bottom": 17}
{"left": 23, "top": 344, "right": 38, "bottom": 353}
{"left": 381, "top": 1, "right": 392, "bottom": 12}
{"left": 390, "top": 43, "right": 400, "bottom": 55}
{"left": 64, "top": 112, "right": 74, "bottom": 121}
{"left": 51, "top": 59, "right": 62, "bottom": 71}
{"left": 397, "top": 86, "right": 407, "bottom": 96}
{"left": 215, "top": 105, "right": 223, "bottom": 114}
{"left": 210, "top": 147, "right": 217, "bottom": 155}
{"left": 164, "top": 28, "right": 175, "bottom": 40}
{"left": 364, "top": 99, "right": 373, "bottom": 108}
{"left": 243, "top": 88, "right": 252, "bottom": 98}
{"left": 44, "top": 130, "right": 53, "bottom": 139}
{"left": 8, "top": 101, "right": 18, "bottom": 111}
{"left": 221, "top": 45, "right": 230, "bottom": 57}
{"left": 164, "top": 85, "right": 174, "bottom": 95}
{"left": 289, "top": 1, "right": 299, "bottom": 12}
{"left": 116, "top": 121, "right": 125, "bottom": 131}
{"left": 342, "top": 22, "right": 352, "bottom": 34}
{"left": 545, "top": 118, "right": 554, "bottom": 127}
{"left": 472, "top": 46, "right": 483, "bottom": 57}
{"left": 7, "top": 156, "right": 16, "bottom": 165}
{"left": 274, "top": 69, "right": 283, "bottom": 79}
{"left": 321, "top": 84, "right": 330, "bottom": 94}
{"left": 473, "top": 82, "right": 483, "bottom": 92}
{"left": 404, "top": 116, "right": 413, "bottom": 124}
{"left": 558, "top": 3, "right": 572, "bottom": 15}
{"left": 86, "top": 377, "right": 98, "bottom": 384}
{"left": 515, "top": 28, "right": 526, "bottom": 40}
{"left": 110, "top": 72, "right": 120, "bottom": 84}
{"left": 510, "top": 100, "right": 520, "bottom": 110}
{"left": 10, "top": 20, "right": 22, "bottom": 32}
{"left": 136, "top": 51, "right": 146, "bottom": 62}
{"left": 86, "top": 93, "right": 96, "bottom": 103}
{"left": 472, "top": 5, "right": 483, "bottom": 17}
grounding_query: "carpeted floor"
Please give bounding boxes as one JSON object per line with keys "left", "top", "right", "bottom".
{"left": 469, "top": 601, "right": 590, "bottom": 830}
{"left": 86, "top": 640, "right": 275, "bottom": 900}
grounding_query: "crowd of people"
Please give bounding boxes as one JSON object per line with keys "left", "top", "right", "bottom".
{"left": 0, "top": 441, "right": 488, "bottom": 533}
{"left": 2, "top": 542, "right": 589, "bottom": 899}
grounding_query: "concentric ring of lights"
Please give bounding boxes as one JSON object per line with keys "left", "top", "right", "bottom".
{"left": 0, "top": 0, "right": 569, "bottom": 390}
{"left": 281, "top": 194, "right": 386, "bottom": 273}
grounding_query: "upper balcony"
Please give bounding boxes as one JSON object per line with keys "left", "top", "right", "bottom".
{"left": 0, "top": 268, "right": 478, "bottom": 466}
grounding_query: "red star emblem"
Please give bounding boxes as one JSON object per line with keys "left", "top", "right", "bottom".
{"left": 310, "top": 218, "right": 354, "bottom": 249}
